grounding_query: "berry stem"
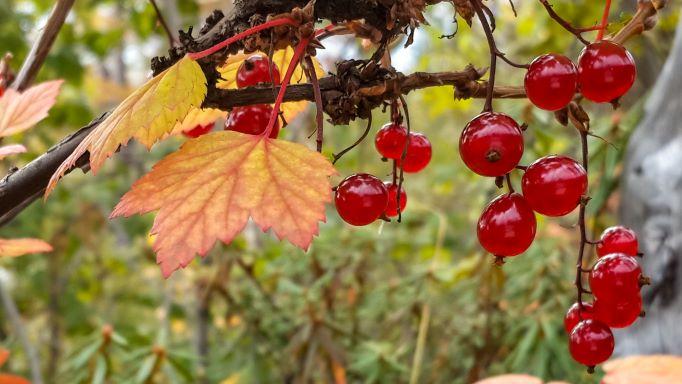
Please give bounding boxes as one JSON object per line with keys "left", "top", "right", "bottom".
{"left": 596, "top": 0, "right": 612, "bottom": 41}
{"left": 397, "top": 95, "right": 411, "bottom": 222}
{"left": 471, "top": 0, "right": 497, "bottom": 112}
{"left": 332, "top": 114, "right": 372, "bottom": 164}
{"left": 303, "top": 55, "right": 324, "bottom": 152}
{"left": 576, "top": 130, "right": 591, "bottom": 310}
{"left": 538, "top": 0, "right": 590, "bottom": 45}
{"left": 263, "top": 38, "right": 310, "bottom": 138}
{"left": 187, "top": 17, "right": 298, "bottom": 60}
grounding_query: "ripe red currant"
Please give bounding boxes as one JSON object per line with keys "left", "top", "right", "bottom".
{"left": 578, "top": 41, "right": 636, "bottom": 103}
{"left": 564, "top": 302, "right": 594, "bottom": 334}
{"left": 397, "top": 132, "right": 432, "bottom": 173}
{"left": 521, "top": 155, "right": 587, "bottom": 217}
{"left": 183, "top": 123, "right": 214, "bottom": 139}
{"left": 597, "top": 226, "right": 639, "bottom": 257}
{"left": 459, "top": 113, "right": 524, "bottom": 177}
{"left": 589, "top": 253, "right": 642, "bottom": 302}
{"left": 225, "top": 105, "right": 280, "bottom": 138}
{"left": 384, "top": 182, "right": 407, "bottom": 217}
{"left": 375, "top": 123, "right": 408, "bottom": 159}
{"left": 524, "top": 53, "right": 578, "bottom": 111}
{"left": 477, "top": 193, "right": 537, "bottom": 257}
{"left": 335, "top": 174, "right": 388, "bottom": 226}
{"left": 236, "top": 55, "right": 281, "bottom": 88}
{"left": 594, "top": 294, "right": 642, "bottom": 329}
{"left": 569, "top": 319, "right": 614, "bottom": 367}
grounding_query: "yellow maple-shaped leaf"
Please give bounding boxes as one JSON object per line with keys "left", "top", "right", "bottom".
{"left": 46, "top": 56, "right": 207, "bottom": 195}
{"left": 217, "top": 48, "right": 325, "bottom": 122}
{"left": 603, "top": 355, "right": 682, "bottom": 384}
{"left": 0, "top": 238, "right": 53, "bottom": 257}
{"left": 170, "top": 107, "right": 227, "bottom": 136}
{"left": 111, "top": 131, "right": 337, "bottom": 277}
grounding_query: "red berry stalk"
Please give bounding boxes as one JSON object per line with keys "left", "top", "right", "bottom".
{"left": 262, "top": 38, "right": 311, "bottom": 138}
{"left": 187, "top": 17, "right": 299, "bottom": 61}
{"left": 596, "top": 0, "right": 613, "bottom": 41}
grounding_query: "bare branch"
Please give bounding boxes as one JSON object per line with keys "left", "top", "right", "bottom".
{"left": 11, "top": 0, "right": 75, "bottom": 91}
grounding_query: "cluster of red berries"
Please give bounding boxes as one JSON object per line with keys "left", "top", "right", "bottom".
{"left": 334, "top": 122, "right": 432, "bottom": 226}
{"left": 565, "top": 226, "right": 647, "bottom": 370}
{"left": 525, "top": 40, "right": 636, "bottom": 110}
{"left": 458, "top": 39, "right": 640, "bottom": 370}
{"left": 183, "top": 55, "right": 282, "bottom": 139}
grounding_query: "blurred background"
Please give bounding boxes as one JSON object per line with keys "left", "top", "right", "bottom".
{"left": 1, "top": 0, "right": 681, "bottom": 383}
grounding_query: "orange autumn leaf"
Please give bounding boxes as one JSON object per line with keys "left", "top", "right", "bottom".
{"left": 0, "top": 238, "right": 53, "bottom": 258}
{"left": 0, "top": 80, "right": 63, "bottom": 138}
{"left": 0, "top": 374, "right": 30, "bottom": 384}
{"left": 111, "top": 131, "right": 337, "bottom": 277}
{"left": 0, "top": 144, "right": 27, "bottom": 160}
{"left": 0, "top": 348, "right": 9, "bottom": 368}
{"left": 474, "top": 375, "right": 543, "bottom": 384}
{"left": 46, "top": 56, "right": 207, "bottom": 196}
{"left": 603, "top": 355, "right": 682, "bottom": 384}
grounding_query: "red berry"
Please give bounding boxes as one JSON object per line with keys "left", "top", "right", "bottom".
{"left": 459, "top": 113, "right": 524, "bottom": 177}
{"left": 524, "top": 53, "right": 578, "bottom": 111}
{"left": 183, "top": 123, "right": 214, "bottom": 138}
{"left": 375, "top": 123, "right": 408, "bottom": 159}
{"left": 594, "top": 294, "right": 642, "bottom": 329}
{"left": 589, "top": 253, "right": 642, "bottom": 302}
{"left": 397, "top": 132, "right": 432, "bottom": 173}
{"left": 335, "top": 174, "right": 388, "bottom": 226}
{"left": 564, "top": 302, "right": 594, "bottom": 334}
{"left": 477, "top": 193, "right": 537, "bottom": 257}
{"left": 597, "top": 226, "right": 639, "bottom": 257}
{"left": 225, "top": 105, "right": 280, "bottom": 138}
{"left": 569, "top": 319, "right": 614, "bottom": 367}
{"left": 236, "top": 55, "right": 281, "bottom": 88}
{"left": 521, "top": 155, "right": 587, "bottom": 217}
{"left": 578, "top": 41, "right": 636, "bottom": 103}
{"left": 384, "top": 182, "right": 407, "bottom": 217}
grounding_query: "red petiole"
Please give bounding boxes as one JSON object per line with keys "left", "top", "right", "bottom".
{"left": 188, "top": 17, "right": 299, "bottom": 60}
{"left": 596, "top": 0, "right": 612, "bottom": 41}
{"left": 262, "top": 38, "right": 311, "bottom": 138}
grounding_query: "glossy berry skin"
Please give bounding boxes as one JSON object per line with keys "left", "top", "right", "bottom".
{"left": 569, "top": 319, "right": 614, "bottom": 367}
{"left": 589, "top": 253, "right": 642, "bottom": 302}
{"left": 335, "top": 174, "right": 388, "bottom": 226}
{"left": 477, "top": 193, "right": 537, "bottom": 257}
{"left": 225, "top": 105, "right": 280, "bottom": 138}
{"left": 521, "top": 155, "right": 587, "bottom": 217}
{"left": 578, "top": 41, "right": 636, "bottom": 103}
{"left": 524, "top": 54, "right": 578, "bottom": 111}
{"left": 597, "top": 226, "right": 639, "bottom": 257}
{"left": 375, "top": 123, "right": 408, "bottom": 159}
{"left": 236, "top": 55, "right": 281, "bottom": 88}
{"left": 384, "top": 182, "right": 407, "bottom": 217}
{"left": 397, "top": 133, "right": 432, "bottom": 173}
{"left": 183, "top": 123, "right": 214, "bottom": 138}
{"left": 564, "top": 302, "right": 594, "bottom": 334}
{"left": 594, "top": 294, "right": 642, "bottom": 329}
{"left": 460, "top": 113, "right": 524, "bottom": 177}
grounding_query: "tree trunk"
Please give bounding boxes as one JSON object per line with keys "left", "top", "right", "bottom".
{"left": 617, "top": 7, "right": 682, "bottom": 355}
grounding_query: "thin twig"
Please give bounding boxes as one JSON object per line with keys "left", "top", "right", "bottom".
{"left": 332, "top": 114, "right": 372, "bottom": 164}
{"left": 11, "top": 0, "right": 75, "bottom": 90}
{"left": 304, "top": 56, "right": 325, "bottom": 152}
{"left": 538, "top": 0, "right": 591, "bottom": 45}
{"left": 576, "top": 130, "right": 590, "bottom": 311}
{"left": 149, "top": 0, "right": 178, "bottom": 47}
{"left": 397, "top": 95, "right": 411, "bottom": 222}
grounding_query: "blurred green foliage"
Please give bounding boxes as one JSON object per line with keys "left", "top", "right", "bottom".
{"left": 0, "top": 0, "right": 679, "bottom": 383}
